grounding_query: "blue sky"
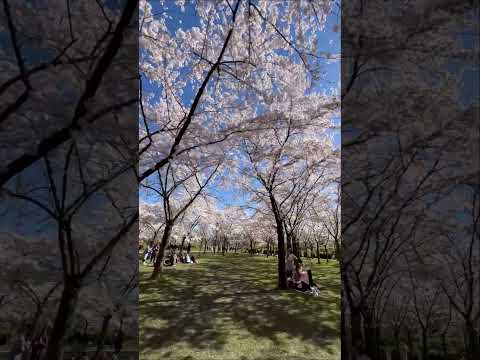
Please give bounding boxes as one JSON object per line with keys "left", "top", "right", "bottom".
{"left": 141, "top": 1, "right": 340, "bottom": 208}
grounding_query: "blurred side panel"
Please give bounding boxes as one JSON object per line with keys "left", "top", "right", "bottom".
{"left": 341, "top": 1, "right": 479, "bottom": 359}
{"left": 0, "top": 1, "right": 139, "bottom": 359}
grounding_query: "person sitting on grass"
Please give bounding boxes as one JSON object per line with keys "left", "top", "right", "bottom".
{"left": 164, "top": 252, "right": 175, "bottom": 267}
{"left": 292, "top": 263, "right": 311, "bottom": 292}
{"left": 185, "top": 252, "right": 194, "bottom": 264}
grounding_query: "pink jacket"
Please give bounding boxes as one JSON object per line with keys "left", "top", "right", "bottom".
{"left": 294, "top": 270, "right": 309, "bottom": 284}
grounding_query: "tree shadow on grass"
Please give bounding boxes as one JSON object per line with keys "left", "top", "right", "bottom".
{"left": 140, "top": 255, "right": 340, "bottom": 358}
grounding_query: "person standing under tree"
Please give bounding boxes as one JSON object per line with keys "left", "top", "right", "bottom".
{"left": 285, "top": 248, "right": 297, "bottom": 279}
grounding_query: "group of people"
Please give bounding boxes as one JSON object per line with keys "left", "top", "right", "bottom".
{"left": 142, "top": 243, "right": 159, "bottom": 265}
{"left": 285, "top": 249, "right": 320, "bottom": 296}
{"left": 141, "top": 243, "right": 198, "bottom": 268}
{"left": 164, "top": 251, "right": 196, "bottom": 266}
{"left": 9, "top": 326, "right": 49, "bottom": 360}
{"left": 9, "top": 326, "right": 123, "bottom": 360}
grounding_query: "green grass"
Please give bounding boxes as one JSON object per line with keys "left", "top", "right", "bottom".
{"left": 140, "top": 253, "right": 340, "bottom": 360}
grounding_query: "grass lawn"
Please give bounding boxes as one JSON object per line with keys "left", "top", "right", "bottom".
{"left": 140, "top": 253, "right": 340, "bottom": 360}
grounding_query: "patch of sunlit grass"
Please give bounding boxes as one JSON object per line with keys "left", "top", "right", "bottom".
{"left": 140, "top": 253, "right": 340, "bottom": 360}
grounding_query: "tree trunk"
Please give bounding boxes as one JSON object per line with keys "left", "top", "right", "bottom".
{"left": 151, "top": 221, "right": 173, "bottom": 279}
{"left": 291, "top": 233, "right": 300, "bottom": 259}
{"left": 324, "top": 244, "right": 329, "bottom": 262}
{"left": 27, "top": 305, "right": 43, "bottom": 341}
{"left": 441, "top": 333, "right": 447, "bottom": 358}
{"left": 406, "top": 329, "right": 415, "bottom": 360}
{"left": 93, "top": 313, "right": 112, "bottom": 360}
{"left": 113, "top": 319, "right": 124, "bottom": 355}
{"left": 25, "top": 305, "right": 45, "bottom": 360}
{"left": 179, "top": 236, "right": 186, "bottom": 254}
{"left": 421, "top": 329, "right": 428, "bottom": 360}
{"left": 270, "top": 194, "right": 287, "bottom": 289}
{"left": 316, "top": 242, "right": 321, "bottom": 264}
{"left": 363, "top": 314, "right": 378, "bottom": 360}
{"left": 222, "top": 237, "right": 227, "bottom": 255}
{"left": 465, "top": 320, "right": 479, "bottom": 360}
{"left": 45, "top": 280, "right": 80, "bottom": 360}
{"left": 340, "top": 293, "right": 348, "bottom": 360}
{"left": 393, "top": 327, "right": 400, "bottom": 354}
{"left": 284, "top": 223, "right": 292, "bottom": 251}
{"left": 82, "top": 319, "right": 89, "bottom": 344}
{"left": 350, "top": 308, "right": 364, "bottom": 355}
{"left": 391, "top": 347, "right": 402, "bottom": 360}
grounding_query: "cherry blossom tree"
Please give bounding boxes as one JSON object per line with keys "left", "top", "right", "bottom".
{"left": 142, "top": 152, "right": 221, "bottom": 278}
{"left": 139, "top": 0, "right": 336, "bottom": 181}
{"left": 234, "top": 93, "right": 339, "bottom": 288}
{"left": 139, "top": 0, "right": 339, "bottom": 287}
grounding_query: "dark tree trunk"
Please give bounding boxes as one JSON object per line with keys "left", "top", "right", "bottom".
{"left": 222, "top": 237, "right": 227, "bottom": 255}
{"left": 391, "top": 348, "right": 402, "bottom": 360}
{"left": 27, "top": 305, "right": 43, "bottom": 341}
{"left": 291, "top": 233, "right": 300, "bottom": 259}
{"left": 393, "top": 327, "right": 400, "bottom": 354}
{"left": 340, "top": 292, "right": 348, "bottom": 360}
{"left": 441, "top": 333, "right": 447, "bottom": 359}
{"left": 93, "top": 313, "right": 112, "bottom": 360}
{"left": 270, "top": 194, "right": 287, "bottom": 289}
{"left": 45, "top": 280, "right": 80, "bottom": 360}
{"left": 316, "top": 242, "right": 321, "bottom": 264}
{"left": 284, "top": 223, "right": 292, "bottom": 251}
{"left": 324, "top": 244, "right": 330, "bottom": 262}
{"left": 406, "top": 328, "right": 415, "bottom": 360}
{"left": 179, "top": 235, "right": 186, "bottom": 254}
{"left": 350, "top": 308, "right": 364, "bottom": 355}
{"left": 363, "top": 314, "right": 378, "bottom": 360}
{"left": 151, "top": 221, "right": 173, "bottom": 279}
{"left": 113, "top": 319, "right": 124, "bottom": 355}
{"left": 82, "top": 319, "right": 89, "bottom": 343}
{"left": 421, "top": 329, "right": 428, "bottom": 360}
{"left": 465, "top": 320, "right": 479, "bottom": 360}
